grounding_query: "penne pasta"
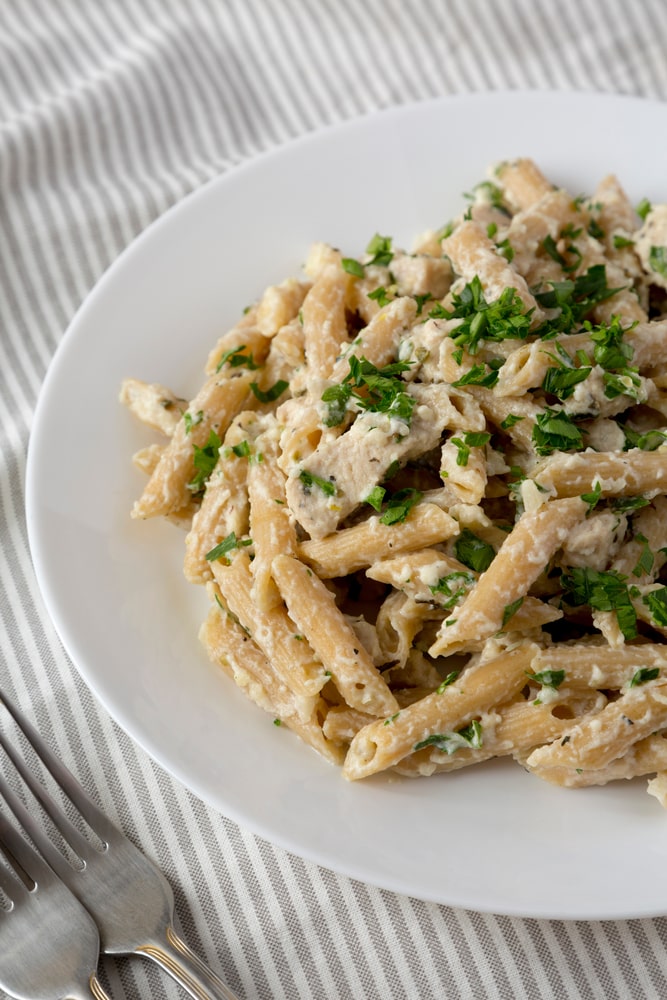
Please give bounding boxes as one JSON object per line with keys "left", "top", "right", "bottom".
{"left": 122, "top": 159, "right": 667, "bottom": 807}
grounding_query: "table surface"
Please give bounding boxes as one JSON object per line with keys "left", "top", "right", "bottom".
{"left": 2, "top": 2, "right": 667, "bottom": 997}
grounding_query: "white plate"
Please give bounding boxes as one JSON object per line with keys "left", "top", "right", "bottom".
{"left": 26, "top": 91, "right": 667, "bottom": 919}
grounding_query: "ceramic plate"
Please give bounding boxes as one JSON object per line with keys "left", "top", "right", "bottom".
{"left": 27, "top": 91, "right": 667, "bottom": 918}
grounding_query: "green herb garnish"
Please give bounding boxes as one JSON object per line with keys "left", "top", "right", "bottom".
{"left": 454, "top": 529, "right": 496, "bottom": 574}
{"left": 581, "top": 481, "right": 602, "bottom": 513}
{"left": 379, "top": 488, "right": 422, "bottom": 525}
{"left": 363, "top": 486, "right": 386, "bottom": 512}
{"left": 636, "top": 198, "right": 652, "bottom": 221}
{"left": 643, "top": 587, "right": 667, "bottom": 627}
{"left": 501, "top": 597, "right": 524, "bottom": 628}
{"left": 250, "top": 379, "right": 289, "bottom": 403}
{"left": 613, "top": 235, "right": 635, "bottom": 250}
{"left": 632, "top": 532, "right": 654, "bottom": 578}
{"left": 436, "top": 671, "right": 460, "bottom": 693}
{"left": 443, "top": 276, "right": 532, "bottom": 355}
{"left": 183, "top": 409, "right": 204, "bottom": 433}
{"left": 561, "top": 567, "right": 637, "bottom": 640}
{"left": 413, "top": 720, "right": 483, "bottom": 755}
{"left": 532, "top": 408, "right": 584, "bottom": 456}
{"left": 526, "top": 668, "right": 566, "bottom": 690}
{"left": 630, "top": 666, "right": 660, "bottom": 687}
{"left": 451, "top": 359, "right": 504, "bottom": 389}
{"left": 299, "top": 470, "right": 336, "bottom": 497}
{"left": 188, "top": 428, "right": 221, "bottom": 493}
{"left": 342, "top": 258, "right": 365, "bottom": 278}
{"left": 430, "top": 571, "right": 476, "bottom": 609}
{"left": 533, "top": 265, "right": 622, "bottom": 338}
{"left": 205, "top": 531, "right": 252, "bottom": 562}
{"left": 368, "top": 286, "right": 392, "bottom": 307}
{"left": 649, "top": 246, "right": 667, "bottom": 278}
{"left": 321, "top": 356, "right": 414, "bottom": 428}
{"left": 216, "top": 345, "right": 260, "bottom": 372}
{"left": 541, "top": 344, "right": 592, "bottom": 400}
{"left": 365, "top": 233, "right": 393, "bottom": 267}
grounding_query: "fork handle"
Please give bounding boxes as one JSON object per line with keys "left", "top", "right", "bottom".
{"left": 65, "top": 973, "right": 114, "bottom": 1000}
{"left": 136, "top": 925, "right": 238, "bottom": 1000}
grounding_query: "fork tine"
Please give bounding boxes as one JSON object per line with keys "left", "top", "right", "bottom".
{"left": 0, "top": 807, "right": 57, "bottom": 892}
{"left": 0, "top": 689, "right": 117, "bottom": 842}
{"left": 0, "top": 723, "right": 100, "bottom": 862}
{"left": 0, "top": 859, "right": 20, "bottom": 900}
{"left": 0, "top": 821, "right": 26, "bottom": 901}
{"left": 0, "top": 765, "right": 86, "bottom": 878}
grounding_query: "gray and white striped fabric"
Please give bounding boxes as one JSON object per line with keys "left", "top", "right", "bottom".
{"left": 3, "top": 2, "right": 667, "bottom": 997}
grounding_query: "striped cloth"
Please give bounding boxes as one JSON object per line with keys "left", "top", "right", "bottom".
{"left": 2, "top": 1, "right": 667, "bottom": 997}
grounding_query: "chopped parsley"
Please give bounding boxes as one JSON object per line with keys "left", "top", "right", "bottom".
{"left": 632, "top": 532, "right": 654, "bottom": 578}
{"left": 643, "top": 587, "right": 667, "bottom": 627}
{"left": 230, "top": 439, "right": 251, "bottom": 458}
{"left": 187, "top": 428, "right": 221, "bottom": 493}
{"left": 436, "top": 671, "right": 460, "bottom": 693}
{"left": 454, "top": 528, "right": 496, "bottom": 574}
{"left": 542, "top": 233, "right": 581, "bottom": 274}
{"left": 581, "top": 481, "right": 602, "bottom": 513}
{"left": 533, "top": 265, "right": 622, "bottom": 338}
{"left": 620, "top": 424, "right": 667, "bottom": 452}
{"left": 442, "top": 276, "right": 532, "bottom": 355}
{"left": 379, "top": 487, "right": 423, "bottom": 525}
{"left": 649, "top": 246, "right": 667, "bottom": 278}
{"left": 532, "top": 408, "right": 584, "bottom": 456}
{"left": 413, "top": 720, "right": 483, "bottom": 755}
{"left": 368, "top": 286, "right": 392, "bottom": 307}
{"left": 613, "top": 235, "right": 635, "bottom": 250}
{"left": 501, "top": 597, "right": 524, "bottom": 628}
{"left": 526, "top": 668, "right": 566, "bottom": 690}
{"left": 250, "top": 379, "right": 288, "bottom": 403}
{"left": 451, "top": 359, "right": 504, "bottom": 388}
{"left": 611, "top": 496, "right": 650, "bottom": 513}
{"left": 299, "top": 470, "right": 336, "bottom": 497}
{"left": 183, "top": 409, "right": 204, "bottom": 433}
{"left": 321, "top": 356, "right": 414, "bottom": 428}
{"left": 413, "top": 293, "right": 433, "bottom": 315}
{"left": 587, "top": 316, "right": 641, "bottom": 402}
{"left": 495, "top": 238, "right": 514, "bottom": 262}
{"left": 500, "top": 413, "right": 524, "bottom": 430}
{"left": 363, "top": 485, "right": 386, "bottom": 511}
{"left": 541, "top": 344, "right": 592, "bottom": 400}
{"left": 341, "top": 257, "right": 365, "bottom": 278}
{"left": 630, "top": 666, "right": 660, "bottom": 687}
{"left": 465, "top": 180, "right": 508, "bottom": 213}
{"left": 205, "top": 531, "right": 252, "bottom": 562}
{"left": 450, "top": 431, "right": 491, "bottom": 466}
{"left": 588, "top": 218, "right": 605, "bottom": 241}
{"left": 525, "top": 667, "right": 566, "bottom": 704}
{"left": 560, "top": 567, "right": 637, "bottom": 640}
{"left": 365, "top": 233, "right": 394, "bottom": 267}
{"left": 216, "top": 345, "right": 260, "bottom": 372}
{"left": 636, "top": 198, "right": 652, "bottom": 221}
{"left": 341, "top": 234, "right": 393, "bottom": 278}
{"left": 429, "top": 571, "right": 476, "bottom": 609}
{"left": 321, "top": 383, "right": 352, "bottom": 427}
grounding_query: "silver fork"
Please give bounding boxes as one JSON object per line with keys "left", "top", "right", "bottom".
{"left": 0, "top": 805, "right": 111, "bottom": 1000}
{"left": 0, "top": 690, "right": 238, "bottom": 1000}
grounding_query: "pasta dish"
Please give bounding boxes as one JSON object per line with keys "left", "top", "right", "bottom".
{"left": 121, "top": 158, "right": 667, "bottom": 805}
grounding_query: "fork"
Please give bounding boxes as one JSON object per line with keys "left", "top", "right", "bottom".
{"left": 0, "top": 805, "right": 111, "bottom": 1000}
{"left": 0, "top": 690, "right": 238, "bottom": 1000}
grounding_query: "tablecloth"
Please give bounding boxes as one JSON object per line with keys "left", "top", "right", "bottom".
{"left": 3, "top": 1, "right": 667, "bottom": 997}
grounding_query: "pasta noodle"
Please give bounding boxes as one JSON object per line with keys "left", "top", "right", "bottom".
{"left": 122, "top": 158, "right": 667, "bottom": 808}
